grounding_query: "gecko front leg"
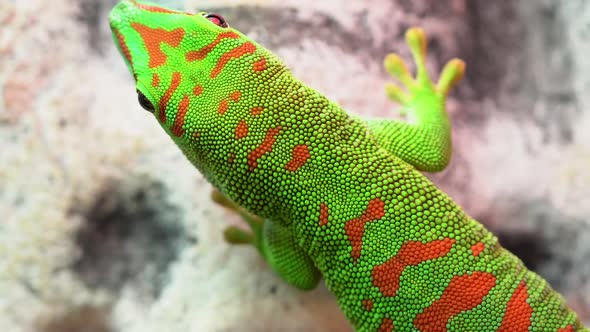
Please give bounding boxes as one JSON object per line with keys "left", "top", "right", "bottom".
{"left": 366, "top": 28, "right": 465, "bottom": 173}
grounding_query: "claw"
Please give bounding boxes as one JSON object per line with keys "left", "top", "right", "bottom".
{"left": 437, "top": 58, "right": 465, "bottom": 95}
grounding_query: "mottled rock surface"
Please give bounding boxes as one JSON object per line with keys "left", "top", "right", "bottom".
{"left": 1, "top": 0, "right": 588, "bottom": 331}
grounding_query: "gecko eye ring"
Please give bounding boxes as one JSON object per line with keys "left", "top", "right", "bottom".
{"left": 205, "top": 13, "right": 229, "bottom": 28}
{"left": 137, "top": 90, "right": 155, "bottom": 113}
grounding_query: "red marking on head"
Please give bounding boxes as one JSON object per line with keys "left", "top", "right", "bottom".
{"left": 497, "top": 281, "right": 532, "bottom": 332}
{"left": 250, "top": 107, "right": 264, "bottom": 116}
{"left": 471, "top": 242, "right": 485, "bottom": 257}
{"left": 193, "top": 85, "right": 203, "bottom": 96}
{"left": 253, "top": 57, "right": 267, "bottom": 72}
{"left": 158, "top": 72, "right": 182, "bottom": 123}
{"left": 134, "top": 2, "right": 189, "bottom": 15}
{"left": 378, "top": 318, "right": 394, "bottom": 332}
{"left": 414, "top": 272, "right": 496, "bottom": 332}
{"left": 235, "top": 120, "right": 248, "bottom": 139}
{"left": 186, "top": 31, "right": 240, "bottom": 61}
{"left": 171, "top": 94, "right": 189, "bottom": 137}
{"left": 247, "top": 127, "right": 282, "bottom": 172}
{"left": 114, "top": 29, "right": 136, "bottom": 79}
{"left": 372, "top": 238, "right": 455, "bottom": 297}
{"left": 318, "top": 203, "right": 329, "bottom": 226}
{"left": 285, "top": 145, "right": 311, "bottom": 172}
{"left": 345, "top": 198, "right": 385, "bottom": 262}
{"left": 558, "top": 325, "right": 575, "bottom": 332}
{"left": 361, "top": 299, "right": 373, "bottom": 312}
{"left": 211, "top": 42, "right": 257, "bottom": 78}
{"left": 228, "top": 152, "right": 236, "bottom": 164}
{"left": 152, "top": 73, "right": 160, "bottom": 87}
{"left": 218, "top": 99, "right": 229, "bottom": 115}
{"left": 229, "top": 91, "right": 242, "bottom": 102}
{"left": 130, "top": 23, "right": 185, "bottom": 68}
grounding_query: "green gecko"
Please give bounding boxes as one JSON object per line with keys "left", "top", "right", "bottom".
{"left": 109, "top": 1, "right": 588, "bottom": 331}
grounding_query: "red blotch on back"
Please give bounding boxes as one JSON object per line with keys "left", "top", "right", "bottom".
{"left": 250, "top": 107, "right": 264, "bottom": 116}
{"left": 285, "top": 145, "right": 311, "bottom": 171}
{"left": 158, "top": 72, "right": 182, "bottom": 123}
{"left": 558, "top": 325, "right": 575, "bottom": 332}
{"left": 211, "top": 42, "right": 257, "bottom": 78}
{"left": 230, "top": 91, "right": 242, "bottom": 102}
{"left": 130, "top": 23, "right": 185, "bottom": 68}
{"left": 497, "top": 281, "right": 533, "bottom": 332}
{"left": 345, "top": 198, "right": 385, "bottom": 262}
{"left": 414, "top": 272, "right": 496, "bottom": 332}
{"left": 217, "top": 91, "right": 241, "bottom": 115}
{"left": 247, "top": 127, "right": 282, "bottom": 172}
{"left": 372, "top": 238, "right": 455, "bottom": 297}
{"left": 471, "top": 242, "right": 485, "bottom": 257}
{"left": 186, "top": 31, "right": 240, "bottom": 61}
{"left": 253, "top": 57, "right": 267, "bottom": 72}
{"left": 318, "top": 203, "right": 329, "bottom": 226}
{"left": 378, "top": 318, "right": 394, "bottom": 332}
{"left": 218, "top": 100, "right": 229, "bottom": 115}
{"left": 361, "top": 299, "right": 373, "bottom": 312}
{"left": 193, "top": 85, "right": 203, "bottom": 96}
{"left": 235, "top": 120, "right": 248, "bottom": 139}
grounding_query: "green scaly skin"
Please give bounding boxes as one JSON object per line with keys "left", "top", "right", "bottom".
{"left": 109, "top": 1, "right": 588, "bottom": 331}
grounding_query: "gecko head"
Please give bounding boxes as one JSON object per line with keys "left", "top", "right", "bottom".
{"left": 109, "top": 0, "right": 286, "bottom": 159}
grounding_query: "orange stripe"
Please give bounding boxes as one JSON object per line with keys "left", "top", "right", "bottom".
{"left": 158, "top": 72, "right": 182, "bottom": 123}
{"left": 414, "top": 272, "right": 496, "bottom": 332}
{"left": 285, "top": 145, "right": 311, "bottom": 171}
{"left": 497, "top": 281, "right": 532, "bottom": 332}
{"left": 193, "top": 85, "right": 203, "bottom": 96}
{"left": 235, "top": 120, "right": 248, "bottom": 139}
{"left": 152, "top": 73, "right": 160, "bottom": 87}
{"left": 172, "top": 94, "right": 190, "bottom": 137}
{"left": 378, "top": 318, "right": 394, "bottom": 332}
{"left": 247, "top": 127, "right": 282, "bottom": 171}
{"left": 186, "top": 32, "right": 240, "bottom": 61}
{"left": 211, "top": 42, "right": 257, "bottom": 78}
{"left": 318, "top": 203, "right": 329, "bottom": 226}
{"left": 371, "top": 238, "right": 455, "bottom": 297}
{"left": 131, "top": 23, "right": 185, "bottom": 68}
{"left": 345, "top": 199, "right": 385, "bottom": 262}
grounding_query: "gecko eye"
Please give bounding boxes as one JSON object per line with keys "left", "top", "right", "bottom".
{"left": 137, "top": 90, "right": 155, "bottom": 113}
{"left": 205, "top": 13, "right": 228, "bottom": 28}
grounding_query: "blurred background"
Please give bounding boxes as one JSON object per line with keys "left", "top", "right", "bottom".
{"left": 1, "top": 0, "right": 589, "bottom": 331}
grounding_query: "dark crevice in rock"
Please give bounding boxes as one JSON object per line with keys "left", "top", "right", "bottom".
{"left": 464, "top": 1, "right": 523, "bottom": 101}
{"left": 70, "top": 175, "right": 190, "bottom": 299}
{"left": 485, "top": 199, "right": 590, "bottom": 293}
{"left": 77, "top": 0, "right": 108, "bottom": 54}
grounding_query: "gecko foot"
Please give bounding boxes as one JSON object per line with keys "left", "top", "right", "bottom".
{"left": 211, "top": 189, "right": 264, "bottom": 248}
{"left": 384, "top": 27, "right": 465, "bottom": 117}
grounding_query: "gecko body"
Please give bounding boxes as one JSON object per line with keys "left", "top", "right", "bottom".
{"left": 109, "top": 1, "right": 588, "bottom": 331}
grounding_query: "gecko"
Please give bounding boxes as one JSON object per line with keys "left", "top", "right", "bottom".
{"left": 109, "top": 1, "right": 588, "bottom": 331}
